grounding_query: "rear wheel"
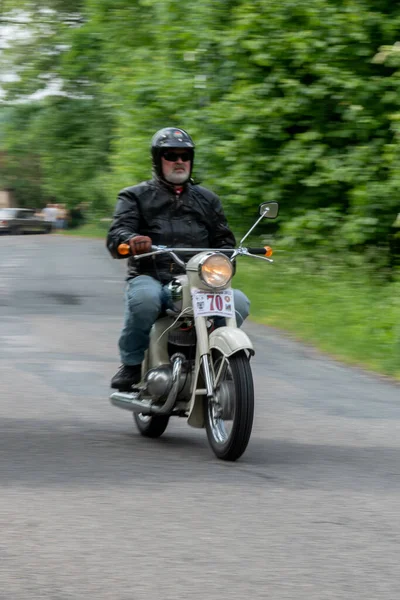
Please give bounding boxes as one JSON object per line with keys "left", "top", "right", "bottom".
{"left": 204, "top": 350, "right": 254, "bottom": 461}
{"left": 133, "top": 413, "right": 170, "bottom": 438}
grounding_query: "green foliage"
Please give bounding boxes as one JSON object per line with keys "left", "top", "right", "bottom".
{"left": 32, "top": 96, "right": 112, "bottom": 208}
{"left": 279, "top": 207, "right": 344, "bottom": 249}
{"left": 0, "top": 105, "right": 44, "bottom": 206}
{"left": 1, "top": 0, "right": 400, "bottom": 243}
{"left": 0, "top": 98, "right": 112, "bottom": 210}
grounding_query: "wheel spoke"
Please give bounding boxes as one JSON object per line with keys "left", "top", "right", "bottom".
{"left": 213, "top": 355, "right": 229, "bottom": 388}
{"left": 207, "top": 352, "right": 235, "bottom": 444}
{"left": 212, "top": 414, "right": 228, "bottom": 443}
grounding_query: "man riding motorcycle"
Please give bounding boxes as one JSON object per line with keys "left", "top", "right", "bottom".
{"left": 106, "top": 127, "right": 250, "bottom": 391}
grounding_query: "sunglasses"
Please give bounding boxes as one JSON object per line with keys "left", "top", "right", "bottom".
{"left": 162, "top": 150, "right": 192, "bottom": 162}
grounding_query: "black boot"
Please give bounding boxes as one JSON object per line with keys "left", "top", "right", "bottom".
{"left": 111, "top": 364, "right": 142, "bottom": 391}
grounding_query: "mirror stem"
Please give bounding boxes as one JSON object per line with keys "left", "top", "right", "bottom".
{"left": 239, "top": 211, "right": 267, "bottom": 246}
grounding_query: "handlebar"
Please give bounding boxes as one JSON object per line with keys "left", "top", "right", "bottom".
{"left": 116, "top": 243, "right": 273, "bottom": 261}
{"left": 117, "top": 244, "right": 237, "bottom": 257}
{"left": 248, "top": 247, "right": 273, "bottom": 257}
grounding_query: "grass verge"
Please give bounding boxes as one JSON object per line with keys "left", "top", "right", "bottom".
{"left": 61, "top": 221, "right": 109, "bottom": 238}
{"left": 234, "top": 252, "right": 400, "bottom": 381}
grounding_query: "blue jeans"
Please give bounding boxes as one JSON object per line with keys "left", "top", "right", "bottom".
{"left": 119, "top": 275, "right": 250, "bottom": 365}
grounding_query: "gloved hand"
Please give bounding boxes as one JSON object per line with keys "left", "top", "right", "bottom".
{"left": 129, "top": 235, "right": 152, "bottom": 256}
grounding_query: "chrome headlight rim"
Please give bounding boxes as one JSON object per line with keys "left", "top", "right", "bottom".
{"left": 198, "top": 252, "right": 233, "bottom": 289}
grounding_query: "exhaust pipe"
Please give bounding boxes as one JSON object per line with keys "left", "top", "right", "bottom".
{"left": 109, "top": 392, "right": 153, "bottom": 414}
{"left": 109, "top": 354, "right": 185, "bottom": 415}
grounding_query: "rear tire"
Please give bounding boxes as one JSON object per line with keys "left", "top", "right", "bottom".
{"left": 204, "top": 350, "right": 254, "bottom": 461}
{"left": 133, "top": 413, "right": 170, "bottom": 438}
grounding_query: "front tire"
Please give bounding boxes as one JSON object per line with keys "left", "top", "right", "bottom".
{"left": 133, "top": 413, "right": 170, "bottom": 438}
{"left": 204, "top": 350, "right": 254, "bottom": 461}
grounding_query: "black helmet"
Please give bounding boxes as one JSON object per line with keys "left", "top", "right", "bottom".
{"left": 151, "top": 127, "right": 195, "bottom": 181}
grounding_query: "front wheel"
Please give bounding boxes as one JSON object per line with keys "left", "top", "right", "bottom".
{"left": 204, "top": 350, "right": 254, "bottom": 461}
{"left": 133, "top": 413, "right": 170, "bottom": 438}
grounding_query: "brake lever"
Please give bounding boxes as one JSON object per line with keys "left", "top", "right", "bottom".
{"left": 243, "top": 251, "right": 273, "bottom": 263}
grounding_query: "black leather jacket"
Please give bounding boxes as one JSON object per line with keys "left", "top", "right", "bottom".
{"left": 106, "top": 178, "right": 236, "bottom": 283}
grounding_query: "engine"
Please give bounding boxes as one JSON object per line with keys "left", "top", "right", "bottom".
{"left": 144, "top": 355, "right": 191, "bottom": 401}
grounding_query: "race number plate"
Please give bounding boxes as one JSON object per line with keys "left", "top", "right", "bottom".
{"left": 192, "top": 288, "right": 235, "bottom": 318}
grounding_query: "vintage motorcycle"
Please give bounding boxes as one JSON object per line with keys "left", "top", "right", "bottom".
{"left": 109, "top": 201, "right": 279, "bottom": 461}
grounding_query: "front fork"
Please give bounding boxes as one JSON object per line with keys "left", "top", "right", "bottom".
{"left": 195, "top": 313, "right": 237, "bottom": 398}
{"left": 188, "top": 311, "right": 254, "bottom": 429}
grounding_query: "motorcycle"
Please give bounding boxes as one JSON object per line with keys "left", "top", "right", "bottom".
{"left": 109, "top": 201, "right": 279, "bottom": 461}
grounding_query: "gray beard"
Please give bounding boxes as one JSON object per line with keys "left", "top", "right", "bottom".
{"left": 164, "top": 171, "right": 189, "bottom": 184}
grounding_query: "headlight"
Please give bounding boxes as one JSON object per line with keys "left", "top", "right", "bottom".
{"left": 199, "top": 253, "right": 233, "bottom": 288}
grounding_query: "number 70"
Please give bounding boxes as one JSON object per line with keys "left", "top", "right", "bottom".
{"left": 207, "top": 294, "right": 223, "bottom": 311}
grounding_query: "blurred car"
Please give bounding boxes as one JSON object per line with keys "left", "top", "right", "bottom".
{"left": 0, "top": 208, "right": 52, "bottom": 235}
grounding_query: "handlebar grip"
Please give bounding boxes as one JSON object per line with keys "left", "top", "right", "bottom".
{"left": 248, "top": 246, "right": 273, "bottom": 257}
{"left": 117, "top": 243, "right": 159, "bottom": 257}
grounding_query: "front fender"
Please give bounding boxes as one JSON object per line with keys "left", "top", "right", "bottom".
{"left": 209, "top": 326, "right": 254, "bottom": 357}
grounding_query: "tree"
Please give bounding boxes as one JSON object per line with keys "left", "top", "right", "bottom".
{"left": 1, "top": 0, "right": 400, "bottom": 247}
{"left": 0, "top": 0, "right": 112, "bottom": 212}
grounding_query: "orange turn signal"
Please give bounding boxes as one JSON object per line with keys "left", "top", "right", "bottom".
{"left": 264, "top": 246, "right": 273, "bottom": 257}
{"left": 117, "top": 243, "right": 130, "bottom": 256}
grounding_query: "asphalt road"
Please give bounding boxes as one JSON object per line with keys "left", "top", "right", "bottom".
{"left": 1, "top": 233, "right": 400, "bottom": 599}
